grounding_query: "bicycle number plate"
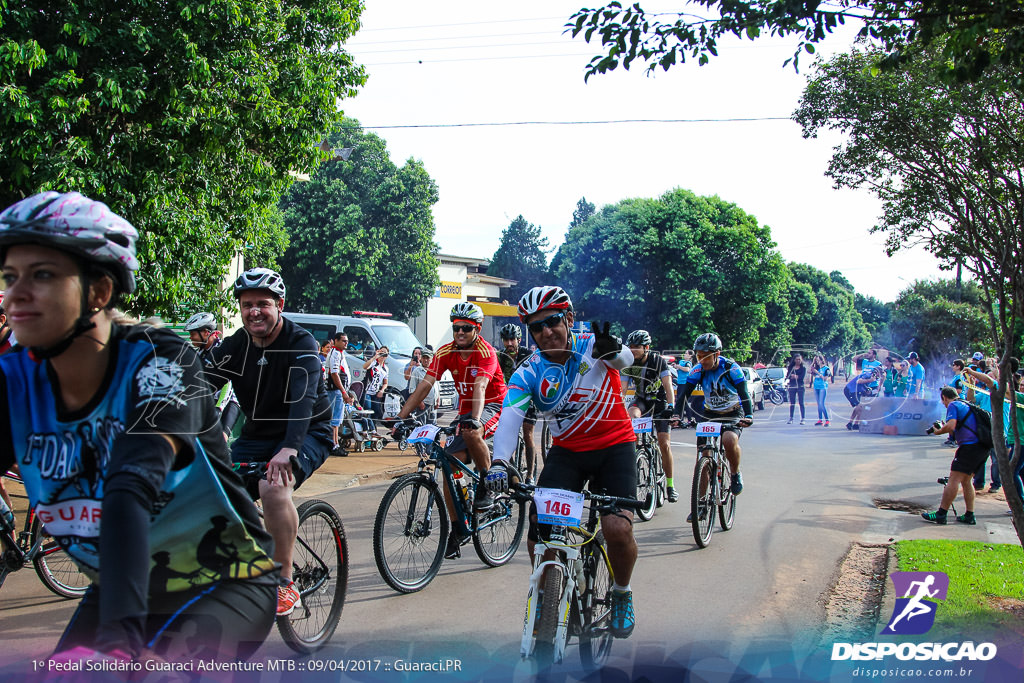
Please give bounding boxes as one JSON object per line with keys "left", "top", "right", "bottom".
{"left": 408, "top": 424, "right": 440, "bottom": 444}
{"left": 695, "top": 421, "right": 722, "bottom": 436}
{"left": 534, "top": 488, "right": 584, "bottom": 527}
{"left": 631, "top": 417, "right": 653, "bottom": 433}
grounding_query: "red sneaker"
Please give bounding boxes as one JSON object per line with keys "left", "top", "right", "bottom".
{"left": 277, "top": 582, "right": 302, "bottom": 616}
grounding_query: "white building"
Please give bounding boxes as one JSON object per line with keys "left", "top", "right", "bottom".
{"left": 407, "top": 253, "right": 521, "bottom": 351}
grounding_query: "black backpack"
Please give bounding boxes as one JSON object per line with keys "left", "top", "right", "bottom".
{"left": 962, "top": 401, "right": 994, "bottom": 448}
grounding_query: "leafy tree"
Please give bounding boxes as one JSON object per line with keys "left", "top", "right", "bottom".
{"left": 489, "top": 215, "right": 551, "bottom": 301}
{"left": 566, "top": 1, "right": 1024, "bottom": 87}
{"left": 753, "top": 272, "right": 816, "bottom": 361}
{"left": 277, "top": 122, "right": 440, "bottom": 319}
{"left": 1, "top": 0, "right": 365, "bottom": 316}
{"left": 553, "top": 188, "right": 789, "bottom": 359}
{"left": 550, "top": 197, "right": 596, "bottom": 280}
{"left": 887, "top": 280, "right": 991, "bottom": 362}
{"left": 789, "top": 263, "right": 871, "bottom": 357}
{"left": 795, "top": 45, "right": 1024, "bottom": 540}
{"left": 854, "top": 292, "right": 891, "bottom": 337}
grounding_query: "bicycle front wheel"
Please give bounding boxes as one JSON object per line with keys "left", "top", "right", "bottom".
{"left": 534, "top": 568, "right": 566, "bottom": 670}
{"left": 278, "top": 499, "right": 348, "bottom": 653}
{"left": 472, "top": 489, "right": 526, "bottom": 567}
{"left": 579, "top": 531, "right": 614, "bottom": 671}
{"left": 634, "top": 450, "right": 657, "bottom": 522}
{"left": 690, "top": 456, "right": 715, "bottom": 548}
{"left": 718, "top": 456, "right": 736, "bottom": 531}
{"left": 768, "top": 388, "right": 785, "bottom": 405}
{"left": 32, "top": 519, "right": 89, "bottom": 598}
{"left": 373, "top": 474, "right": 448, "bottom": 593}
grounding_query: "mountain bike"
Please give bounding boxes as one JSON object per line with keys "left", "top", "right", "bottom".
{"left": 0, "top": 472, "right": 90, "bottom": 599}
{"left": 232, "top": 463, "right": 348, "bottom": 653}
{"left": 690, "top": 419, "right": 740, "bottom": 548}
{"left": 374, "top": 421, "right": 526, "bottom": 593}
{"left": 632, "top": 417, "right": 665, "bottom": 521}
{"left": 511, "top": 483, "right": 646, "bottom": 671}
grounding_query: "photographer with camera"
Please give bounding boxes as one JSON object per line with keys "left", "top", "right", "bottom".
{"left": 921, "top": 386, "right": 990, "bottom": 525}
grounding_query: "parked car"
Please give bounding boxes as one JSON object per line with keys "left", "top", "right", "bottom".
{"left": 282, "top": 312, "right": 457, "bottom": 413}
{"left": 740, "top": 367, "right": 765, "bottom": 411}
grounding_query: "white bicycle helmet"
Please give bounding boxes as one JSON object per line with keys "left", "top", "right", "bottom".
{"left": 184, "top": 312, "right": 217, "bottom": 332}
{"left": 449, "top": 302, "right": 483, "bottom": 324}
{"left": 517, "top": 286, "right": 573, "bottom": 321}
{"left": 233, "top": 267, "right": 286, "bottom": 299}
{"left": 0, "top": 191, "right": 139, "bottom": 293}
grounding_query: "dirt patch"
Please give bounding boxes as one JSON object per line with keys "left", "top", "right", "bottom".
{"left": 873, "top": 498, "right": 928, "bottom": 514}
{"left": 821, "top": 542, "right": 890, "bottom": 643}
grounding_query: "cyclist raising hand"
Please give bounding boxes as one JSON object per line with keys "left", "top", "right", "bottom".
{"left": 486, "top": 286, "right": 640, "bottom": 639}
{"left": 0, "top": 192, "right": 277, "bottom": 665}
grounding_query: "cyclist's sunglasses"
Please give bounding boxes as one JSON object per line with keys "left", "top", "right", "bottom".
{"left": 452, "top": 324, "right": 476, "bottom": 334}
{"left": 527, "top": 312, "right": 566, "bottom": 334}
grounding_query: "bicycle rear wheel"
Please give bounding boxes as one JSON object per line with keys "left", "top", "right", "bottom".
{"left": 690, "top": 456, "right": 715, "bottom": 548}
{"left": 717, "top": 456, "right": 736, "bottom": 531}
{"left": 373, "top": 474, "right": 448, "bottom": 593}
{"left": 472, "top": 487, "right": 526, "bottom": 567}
{"left": 31, "top": 519, "right": 89, "bottom": 598}
{"left": 278, "top": 499, "right": 348, "bottom": 653}
{"left": 541, "top": 421, "right": 553, "bottom": 461}
{"left": 534, "top": 568, "right": 566, "bottom": 670}
{"left": 579, "top": 531, "right": 614, "bottom": 671}
{"left": 634, "top": 450, "right": 657, "bottom": 521}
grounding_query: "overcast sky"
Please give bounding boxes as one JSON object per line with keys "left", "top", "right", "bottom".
{"left": 341, "top": 1, "right": 948, "bottom": 303}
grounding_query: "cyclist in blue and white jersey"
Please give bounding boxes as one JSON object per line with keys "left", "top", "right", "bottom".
{"left": 0, "top": 192, "right": 277, "bottom": 665}
{"left": 485, "top": 286, "right": 639, "bottom": 639}
{"left": 677, "top": 333, "right": 754, "bottom": 511}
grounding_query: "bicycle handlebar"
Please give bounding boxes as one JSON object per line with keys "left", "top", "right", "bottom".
{"left": 510, "top": 482, "right": 651, "bottom": 513}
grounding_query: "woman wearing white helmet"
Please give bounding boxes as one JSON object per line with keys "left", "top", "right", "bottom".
{"left": 0, "top": 192, "right": 277, "bottom": 666}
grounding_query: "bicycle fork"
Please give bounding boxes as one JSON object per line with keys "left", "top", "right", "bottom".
{"left": 520, "top": 550, "right": 581, "bottom": 663}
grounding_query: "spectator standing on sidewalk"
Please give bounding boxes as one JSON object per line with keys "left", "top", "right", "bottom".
{"left": 402, "top": 347, "right": 424, "bottom": 398}
{"left": 810, "top": 354, "right": 831, "bottom": 426}
{"left": 326, "top": 332, "right": 351, "bottom": 455}
{"left": 786, "top": 353, "right": 807, "bottom": 425}
{"left": 964, "top": 361, "right": 1016, "bottom": 493}
{"left": 362, "top": 346, "right": 390, "bottom": 421}
{"left": 406, "top": 348, "right": 437, "bottom": 424}
{"left": 907, "top": 352, "right": 926, "bottom": 398}
{"left": 922, "top": 387, "right": 988, "bottom": 525}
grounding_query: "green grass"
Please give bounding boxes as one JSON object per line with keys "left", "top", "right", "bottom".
{"left": 894, "top": 540, "right": 1024, "bottom": 633}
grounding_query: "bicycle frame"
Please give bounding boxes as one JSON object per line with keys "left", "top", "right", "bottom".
{"left": 521, "top": 528, "right": 589, "bottom": 662}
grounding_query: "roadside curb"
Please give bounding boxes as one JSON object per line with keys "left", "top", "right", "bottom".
{"left": 339, "top": 463, "right": 419, "bottom": 488}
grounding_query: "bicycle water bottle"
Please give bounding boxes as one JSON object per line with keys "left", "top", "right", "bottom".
{"left": 453, "top": 470, "right": 471, "bottom": 509}
{"left": 0, "top": 496, "right": 14, "bottom": 533}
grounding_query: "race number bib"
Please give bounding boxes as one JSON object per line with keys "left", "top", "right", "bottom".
{"left": 408, "top": 424, "right": 440, "bottom": 445}
{"left": 695, "top": 422, "right": 722, "bottom": 436}
{"left": 534, "top": 488, "right": 584, "bottom": 527}
{"left": 632, "top": 417, "right": 653, "bottom": 433}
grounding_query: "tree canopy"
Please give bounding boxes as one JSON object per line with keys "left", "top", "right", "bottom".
{"left": 887, "top": 279, "right": 991, "bottom": 364}
{"left": 488, "top": 215, "right": 551, "bottom": 301}
{"left": 551, "top": 188, "right": 790, "bottom": 359}
{"left": 566, "top": 1, "right": 1024, "bottom": 87}
{"left": 277, "top": 121, "right": 440, "bottom": 319}
{"left": 1, "top": 0, "right": 365, "bottom": 316}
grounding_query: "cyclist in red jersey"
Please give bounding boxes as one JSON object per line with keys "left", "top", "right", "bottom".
{"left": 393, "top": 302, "right": 507, "bottom": 559}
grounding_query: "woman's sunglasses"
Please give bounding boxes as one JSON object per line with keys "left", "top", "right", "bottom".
{"left": 527, "top": 312, "right": 565, "bottom": 334}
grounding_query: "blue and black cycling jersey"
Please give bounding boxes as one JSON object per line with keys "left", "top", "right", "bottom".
{"left": 679, "top": 356, "right": 753, "bottom": 417}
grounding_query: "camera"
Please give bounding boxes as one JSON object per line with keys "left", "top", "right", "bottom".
{"left": 926, "top": 420, "right": 943, "bottom": 435}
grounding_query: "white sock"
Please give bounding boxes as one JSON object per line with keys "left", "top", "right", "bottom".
{"left": 612, "top": 583, "right": 631, "bottom": 593}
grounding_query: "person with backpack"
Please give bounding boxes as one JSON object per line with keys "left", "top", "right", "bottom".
{"left": 922, "top": 386, "right": 994, "bottom": 525}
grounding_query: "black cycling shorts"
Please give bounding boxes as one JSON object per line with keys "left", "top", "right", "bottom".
{"left": 629, "top": 397, "right": 670, "bottom": 434}
{"left": 528, "top": 440, "right": 637, "bottom": 542}
{"left": 445, "top": 402, "right": 502, "bottom": 456}
{"left": 230, "top": 432, "right": 331, "bottom": 498}
{"left": 57, "top": 577, "right": 277, "bottom": 662}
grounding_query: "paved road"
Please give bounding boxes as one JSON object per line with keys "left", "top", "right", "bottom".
{"left": 1, "top": 393, "right": 1019, "bottom": 681}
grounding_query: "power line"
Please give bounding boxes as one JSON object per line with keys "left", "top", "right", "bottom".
{"left": 355, "top": 39, "right": 574, "bottom": 55}
{"left": 352, "top": 30, "right": 555, "bottom": 46}
{"left": 359, "top": 16, "right": 567, "bottom": 32}
{"left": 343, "top": 117, "right": 792, "bottom": 130}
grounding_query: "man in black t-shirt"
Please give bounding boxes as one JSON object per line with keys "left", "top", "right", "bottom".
{"left": 623, "top": 330, "right": 678, "bottom": 502}
{"left": 204, "top": 267, "right": 332, "bottom": 617}
{"left": 497, "top": 323, "right": 538, "bottom": 482}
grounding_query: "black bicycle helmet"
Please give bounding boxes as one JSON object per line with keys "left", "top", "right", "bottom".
{"left": 626, "top": 329, "right": 652, "bottom": 347}
{"left": 499, "top": 323, "right": 522, "bottom": 340}
{"left": 693, "top": 333, "right": 723, "bottom": 352}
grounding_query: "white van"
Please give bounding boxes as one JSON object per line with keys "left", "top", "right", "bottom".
{"left": 282, "top": 312, "right": 456, "bottom": 412}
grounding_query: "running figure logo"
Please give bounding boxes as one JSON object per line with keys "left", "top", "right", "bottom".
{"left": 881, "top": 571, "right": 949, "bottom": 635}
